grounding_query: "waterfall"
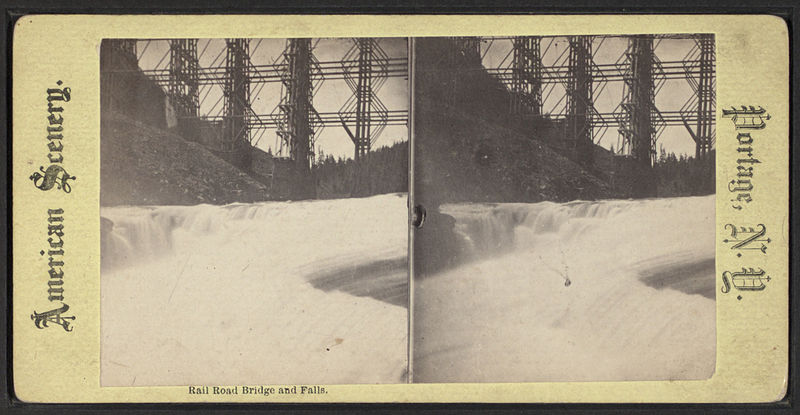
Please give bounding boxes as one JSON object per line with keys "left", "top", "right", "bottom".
{"left": 100, "top": 194, "right": 409, "bottom": 386}
{"left": 415, "top": 195, "right": 716, "bottom": 382}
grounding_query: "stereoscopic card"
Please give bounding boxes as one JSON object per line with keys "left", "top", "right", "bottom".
{"left": 10, "top": 14, "right": 789, "bottom": 403}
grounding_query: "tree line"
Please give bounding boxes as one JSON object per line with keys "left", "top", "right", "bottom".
{"left": 312, "top": 140, "right": 409, "bottom": 198}
{"left": 653, "top": 148, "right": 716, "bottom": 197}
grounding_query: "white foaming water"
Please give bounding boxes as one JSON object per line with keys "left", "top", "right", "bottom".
{"left": 415, "top": 195, "right": 716, "bottom": 382}
{"left": 101, "top": 194, "right": 408, "bottom": 386}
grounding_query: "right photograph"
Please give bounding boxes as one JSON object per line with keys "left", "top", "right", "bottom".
{"left": 411, "top": 35, "right": 716, "bottom": 382}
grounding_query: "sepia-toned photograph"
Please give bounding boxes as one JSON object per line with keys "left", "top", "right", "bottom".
{"left": 99, "top": 37, "right": 410, "bottom": 386}
{"left": 412, "top": 35, "right": 716, "bottom": 382}
{"left": 10, "top": 12, "right": 791, "bottom": 404}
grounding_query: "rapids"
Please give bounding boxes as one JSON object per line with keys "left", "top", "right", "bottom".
{"left": 413, "top": 195, "right": 716, "bottom": 382}
{"left": 100, "top": 193, "right": 409, "bottom": 386}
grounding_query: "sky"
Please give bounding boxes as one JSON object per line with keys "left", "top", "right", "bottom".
{"left": 136, "top": 38, "right": 408, "bottom": 161}
{"left": 134, "top": 36, "right": 711, "bottom": 159}
{"left": 480, "top": 36, "right": 711, "bottom": 157}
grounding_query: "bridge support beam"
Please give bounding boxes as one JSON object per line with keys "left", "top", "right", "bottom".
{"left": 168, "top": 39, "right": 199, "bottom": 118}
{"left": 621, "top": 35, "right": 657, "bottom": 169}
{"left": 222, "top": 39, "right": 250, "bottom": 154}
{"left": 510, "top": 36, "right": 543, "bottom": 116}
{"left": 339, "top": 38, "right": 390, "bottom": 161}
{"left": 353, "top": 38, "right": 373, "bottom": 160}
{"left": 695, "top": 34, "right": 715, "bottom": 159}
{"left": 566, "top": 35, "right": 594, "bottom": 166}
{"left": 275, "top": 39, "right": 313, "bottom": 172}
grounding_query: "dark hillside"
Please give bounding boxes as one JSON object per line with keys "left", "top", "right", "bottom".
{"left": 413, "top": 38, "right": 614, "bottom": 207}
{"left": 101, "top": 113, "right": 270, "bottom": 206}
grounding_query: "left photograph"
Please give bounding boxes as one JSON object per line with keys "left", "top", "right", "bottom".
{"left": 99, "top": 38, "right": 409, "bottom": 386}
